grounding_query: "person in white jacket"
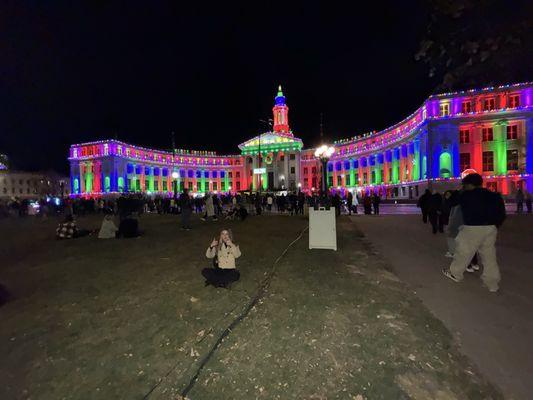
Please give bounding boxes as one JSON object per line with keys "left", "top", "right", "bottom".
{"left": 98, "top": 214, "right": 118, "bottom": 239}
{"left": 202, "top": 229, "right": 241, "bottom": 288}
{"left": 201, "top": 194, "right": 217, "bottom": 221}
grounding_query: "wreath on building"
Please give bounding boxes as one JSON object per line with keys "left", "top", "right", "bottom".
{"left": 265, "top": 152, "right": 274, "bottom": 165}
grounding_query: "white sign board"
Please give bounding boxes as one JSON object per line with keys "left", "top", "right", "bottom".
{"left": 309, "top": 208, "right": 337, "bottom": 251}
{"left": 253, "top": 168, "right": 266, "bottom": 174}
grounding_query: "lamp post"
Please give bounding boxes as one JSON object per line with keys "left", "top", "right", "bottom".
{"left": 314, "top": 145, "right": 335, "bottom": 195}
{"left": 171, "top": 171, "right": 179, "bottom": 199}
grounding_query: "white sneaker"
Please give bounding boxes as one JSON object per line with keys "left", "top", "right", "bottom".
{"left": 444, "top": 252, "right": 454, "bottom": 258}
{"left": 465, "top": 265, "right": 475, "bottom": 273}
{"left": 471, "top": 264, "right": 480, "bottom": 271}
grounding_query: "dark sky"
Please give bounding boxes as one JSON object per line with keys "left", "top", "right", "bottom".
{"left": 1, "top": 1, "right": 440, "bottom": 174}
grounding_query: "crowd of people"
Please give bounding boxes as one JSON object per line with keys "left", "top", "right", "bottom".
{"left": 1, "top": 179, "right": 529, "bottom": 296}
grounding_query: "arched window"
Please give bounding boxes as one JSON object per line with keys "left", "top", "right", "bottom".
{"left": 104, "top": 176, "right": 111, "bottom": 192}
{"left": 117, "top": 177, "right": 124, "bottom": 192}
{"left": 439, "top": 152, "right": 452, "bottom": 178}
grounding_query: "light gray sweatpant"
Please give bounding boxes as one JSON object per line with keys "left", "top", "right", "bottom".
{"left": 449, "top": 225, "right": 501, "bottom": 290}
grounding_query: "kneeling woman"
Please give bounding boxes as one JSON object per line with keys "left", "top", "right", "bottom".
{"left": 203, "top": 229, "right": 241, "bottom": 288}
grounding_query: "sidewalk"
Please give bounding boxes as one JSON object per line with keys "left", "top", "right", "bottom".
{"left": 353, "top": 214, "right": 533, "bottom": 400}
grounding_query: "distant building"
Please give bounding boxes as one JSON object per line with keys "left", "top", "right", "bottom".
{"left": 0, "top": 170, "right": 70, "bottom": 199}
{"left": 69, "top": 82, "right": 533, "bottom": 199}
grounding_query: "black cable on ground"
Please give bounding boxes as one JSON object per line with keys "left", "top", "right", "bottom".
{"left": 179, "top": 226, "right": 308, "bottom": 398}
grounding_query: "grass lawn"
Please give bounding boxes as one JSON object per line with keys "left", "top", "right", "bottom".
{"left": 0, "top": 213, "right": 502, "bottom": 399}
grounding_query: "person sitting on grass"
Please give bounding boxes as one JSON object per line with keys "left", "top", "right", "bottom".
{"left": 56, "top": 214, "right": 91, "bottom": 239}
{"left": 98, "top": 213, "right": 118, "bottom": 239}
{"left": 203, "top": 229, "right": 241, "bottom": 288}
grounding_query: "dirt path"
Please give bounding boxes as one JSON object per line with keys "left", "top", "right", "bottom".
{"left": 355, "top": 214, "right": 533, "bottom": 400}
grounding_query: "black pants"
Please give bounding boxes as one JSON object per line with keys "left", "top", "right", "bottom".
{"left": 421, "top": 209, "right": 428, "bottom": 223}
{"left": 373, "top": 204, "right": 380, "bottom": 215}
{"left": 202, "top": 268, "right": 240, "bottom": 287}
{"left": 428, "top": 212, "right": 444, "bottom": 233}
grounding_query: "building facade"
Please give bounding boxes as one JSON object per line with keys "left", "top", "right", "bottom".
{"left": 0, "top": 170, "right": 70, "bottom": 199}
{"left": 69, "top": 82, "right": 533, "bottom": 199}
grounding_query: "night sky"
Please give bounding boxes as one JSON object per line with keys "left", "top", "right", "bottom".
{"left": 1, "top": 2, "right": 442, "bottom": 174}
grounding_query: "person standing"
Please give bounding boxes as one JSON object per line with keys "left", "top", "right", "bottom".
{"left": 179, "top": 189, "right": 193, "bottom": 229}
{"left": 515, "top": 188, "right": 524, "bottom": 214}
{"left": 417, "top": 189, "right": 431, "bottom": 223}
{"left": 427, "top": 190, "right": 443, "bottom": 234}
{"left": 372, "top": 193, "right": 381, "bottom": 215}
{"left": 347, "top": 191, "right": 353, "bottom": 215}
{"left": 442, "top": 173, "right": 506, "bottom": 292}
{"left": 201, "top": 193, "right": 217, "bottom": 222}
{"left": 525, "top": 190, "right": 532, "bottom": 214}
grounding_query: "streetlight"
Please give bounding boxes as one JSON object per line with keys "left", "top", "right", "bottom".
{"left": 314, "top": 144, "right": 335, "bottom": 194}
{"left": 171, "top": 171, "right": 179, "bottom": 198}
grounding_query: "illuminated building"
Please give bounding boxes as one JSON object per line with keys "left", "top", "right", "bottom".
{"left": 69, "top": 82, "right": 532, "bottom": 198}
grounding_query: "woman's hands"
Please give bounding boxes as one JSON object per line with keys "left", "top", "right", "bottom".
{"left": 210, "top": 238, "right": 218, "bottom": 248}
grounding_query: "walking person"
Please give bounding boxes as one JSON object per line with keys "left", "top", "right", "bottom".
{"left": 179, "top": 189, "right": 193, "bottom": 230}
{"left": 417, "top": 189, "right": 431, "bottom": 223}
{"left": 372, "top": 193, "right": 381, "bottom": 215}
{"left": 442, "top": 173, "right": 506, "bottom": 292}
{"left": 203, "top": 229, "right": 241, "bottom": 288}
{"left": 427, "top": 190, "right": 444, "bottom": 234}
{"left": 515, "top": 188, "right": 524, "bottom": 214}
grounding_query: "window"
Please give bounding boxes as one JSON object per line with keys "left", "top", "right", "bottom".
{"left": 212, "top": 182, "right": 218, "bottom": 191}
{"left": 228, "top": 171, "right": 232, "bottom": 178}
{"left": 482, "top": 151, "right": 494, "bottom": 172}
{"left": 482, "top": 127, "right": 493, "bottom": 142}
{"left": 236, "top": 181, "right": 241, "bottom": 190}
{"left": 459, "top": 129, "right": 470, "bottom": 144}
{"left": 507, "top": 150, "right": 519, "bottom": 170}
{"left": 439, "top": 103, "right": 450, "bottom": 116}
{"left": 363, "top": 173, "right": 367, "bottom": 185}
{"left": 221, "top": 181, "right": 225, "bottom": 191}
{"left": 371, "top": 171, "right": 376, "bottom": 183}
{"left": 19, "top": 179, "right": 23, "bottom": 185}
{"left": 290, "top": 167, "right": 295, "bottom": 174}
{"left": 506, "top": 125, "right": 518, "bottom": 140}
{"left": 460, "top": 153, "right": 471, "bottom": 171}
{"left": 303, "top": 167, "right": 308, "bottom": 175}
{"left": 337, "top": 175, "right": 342, "bottom": 186}
{"left": 289, "top": 154, "right": 295, "bottom": 160}
{"left": 236, "top": 171, "right": 240, "bottom": 178}
{"left": 188, "top": 182, "right": 193, "bottom": 190}
{"left": 461, "top": 101, "right": 472, "bottom": 113}
{"left": 280, "top": 155, "right": 285, "bottom": 161}
{"left": 345, "top": 174, "right": 351, "bottom": 186}
{"left": 483, "top": 98, "right": 495, "bottom": 111}
{"left": 509, "top": 95, "right": 520, "bottom": 108}
{"left": 311, "top": 167, "right": 317, "bottom": 174}
{"left": 162, "top": 181, "right": 167, "bottom": 191}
